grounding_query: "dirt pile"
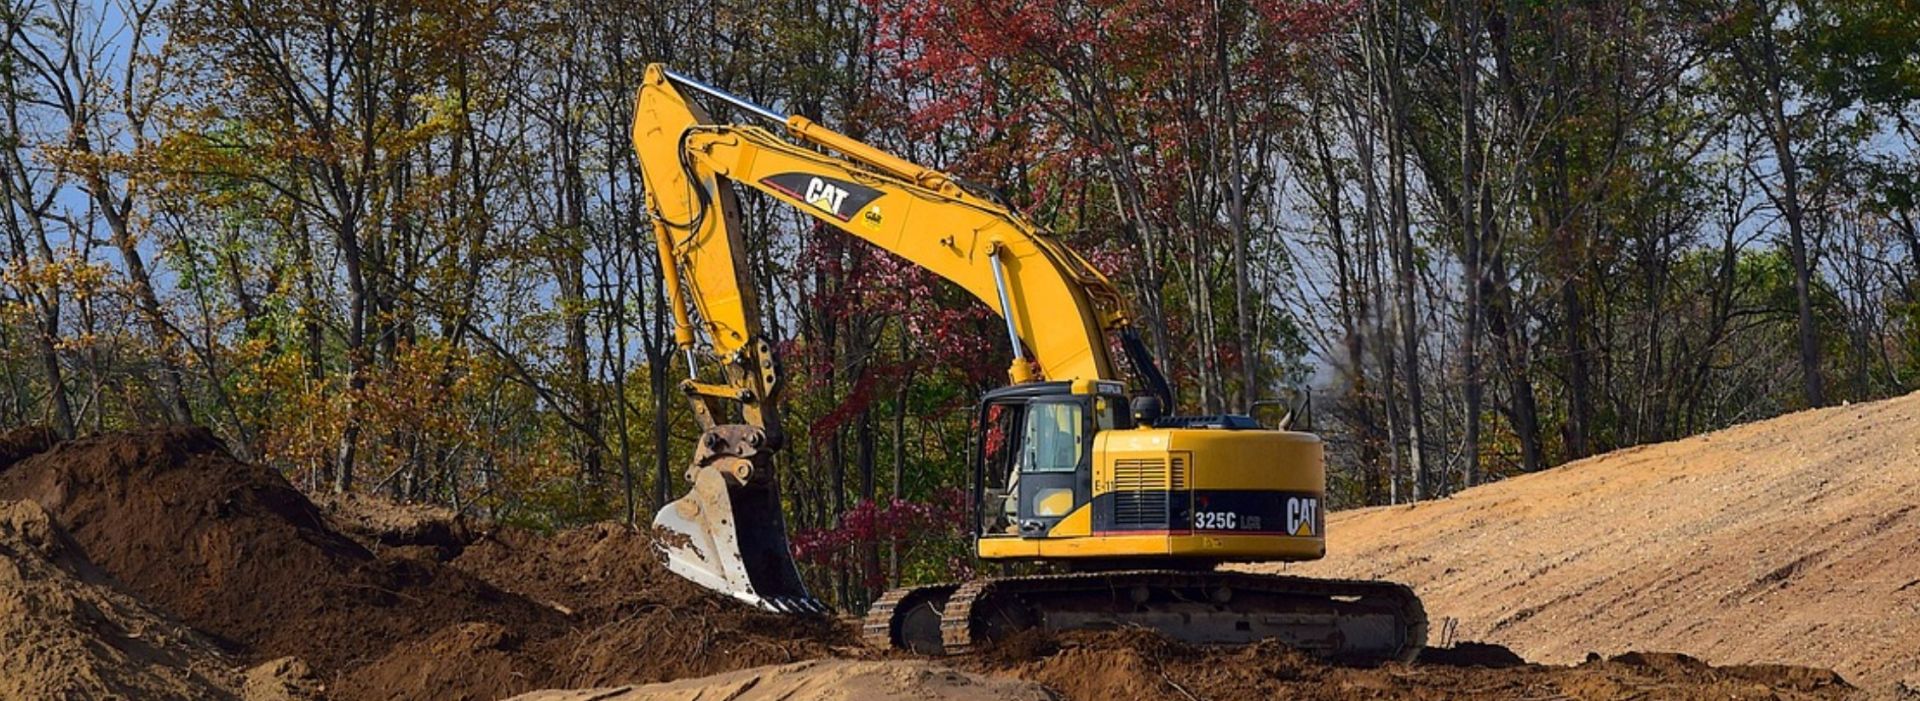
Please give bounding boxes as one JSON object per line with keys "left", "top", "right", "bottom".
{"left": 506, "top": 660, "right": 1056, "bottom": 701}
{"left": 512, "top": 628, "right": 1854, "bottom": 701}
{"left": 0, "top": 425, "right": 864, "bottom": 701}
{"left": 0, "top": 424, "right": 55, "bottom": 470}
{"left": 0, "top": 498, "right": 242, "bottom": 700}
{"left": 961, "top": 630, "right": 1852, "bottom": 701}
{"left": 315, "top": 492, "right": 479, "bottom": 561}
{"left": 323, "top": 524, "right": 860, "bottom": 700}
{"left": 1244, "top": 390, "right": 1920, "bottom": 694}
{"left": 0, "top": 427, "right": 569, "bottom": 685}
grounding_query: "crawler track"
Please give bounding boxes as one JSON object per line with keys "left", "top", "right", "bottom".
{"left": 867, "top": 570, "right": 1426, "bottom": 662}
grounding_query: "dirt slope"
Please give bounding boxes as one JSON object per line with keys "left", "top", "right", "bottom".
{"left": 959, "top": 630, "right": 1851, "bottom": 701}
{"left": 507, "top": 660, "right": 1057, "bottom": 701}
{"left": 0, "top": 426, "right": 855, "bottom": 701}
{"left": 0, "top": 499, "right": 241, "bottom": 700}
{"left": 1245, "top": 391, "right": 1920, "bottom": 695}
{"left": 0, "top": 427, "right": 568, "bottom": 678}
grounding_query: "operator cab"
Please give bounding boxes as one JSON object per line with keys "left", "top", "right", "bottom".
{"left": 972, "top": 380, "right": 1130, "bottom": 539}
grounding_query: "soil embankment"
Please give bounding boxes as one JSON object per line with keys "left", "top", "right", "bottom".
{"left": 1246, "top": 391, "right": 1920, "bottom": 695}
{"left": 0, "top": 427, "right": 855, "bottom": 700}
{"left": 0, "top": 498, "right": 242, "bottom": 700}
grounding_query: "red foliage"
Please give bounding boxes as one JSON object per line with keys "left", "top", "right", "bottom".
{"left": 790, "top": 489, "right": 973, "bottom": 589}
{"left": 790, "top": 226, "right": 1005, "bottom": 441}
{"left": 863, "top": 0, "right": 1353, "bottom": 276}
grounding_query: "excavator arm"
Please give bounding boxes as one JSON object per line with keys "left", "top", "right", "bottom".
{"left": 633, "top": 64, "right": 1131, "bottom": 394}
{"left": 632, "top": 64, "right": 1151, "bottom": 612}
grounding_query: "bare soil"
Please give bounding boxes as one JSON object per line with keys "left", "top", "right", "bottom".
{"left": 314, "top": 491, "right": 479, "bottom": 561}
{"left": 959, "top": 629, "right": 1853, "bottom": 701}
{"left": 0, "top": 419, "right": 1885, "bottom": 701}
{"left": 0, "top": 499, "right": 241, "bottom": 700}
{"left": 0, "top": 424, "right": 55, "bottom": 471}
{"left": 337, "top": 524, "right": 861, "bottom": 700}
{"left": 0, "top": 426, "right": 858, "bottom": 701}
{"left": 0, "top": 426, "right": 569, "bottom": 681}
{"left": 1242, "top": 390, "right": 1920, "bottom": 696}
{"left": 450, "top": 524, "right": 859, "bottom": 683}
{"left": 506, "top": 659, "right": 1056, "bottom": 701}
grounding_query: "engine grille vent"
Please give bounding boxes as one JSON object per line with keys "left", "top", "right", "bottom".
{"left": 1111, "top": 457, "right": 1186, "bottom": 529}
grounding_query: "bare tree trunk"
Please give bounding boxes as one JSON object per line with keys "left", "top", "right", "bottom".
{"left": 1760, "top": 45, "right": 1825, "bottom": 408}
{"left": 857, "top": 404, "right": 878, "bottom": 604}
{"left": 1483, "top": 3, "right": 1544, "bottom": 472}
{"left": 889, "top": 351, "right": 909, "bottom": 586}
{"left": 335, "top": 220, "right": 367, "bottom": 494}
{"left": 1216, "top": 1, "right": 1258, "bottom": 411}
{"left": 0, "top": 99, "right": 75, "bottom": 438}
{"left": 1382, "top": 0, "right": 1430, "bottom": 500}
{"left": 1456, "top": 0, "right": 1485, "bottom": 488}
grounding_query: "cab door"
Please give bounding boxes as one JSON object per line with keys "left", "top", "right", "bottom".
{"left": 1012, "top": 398, "right": 1090, "bottom": 538}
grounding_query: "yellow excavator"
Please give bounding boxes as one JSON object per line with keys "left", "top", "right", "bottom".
{"left": 631, "top": 65, "right": 1425, "bottom": 661}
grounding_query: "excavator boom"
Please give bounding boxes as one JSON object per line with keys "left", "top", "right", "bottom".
{"left": 634, "top": 65, "right": 1127, "bottom": 388}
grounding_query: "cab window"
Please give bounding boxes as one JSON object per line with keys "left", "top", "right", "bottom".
{"left": 1020, "top": 401, "right": 1084, "bottom": 473}
{"left": 1094, "top": 395, "right": 1128, "bottom": 432}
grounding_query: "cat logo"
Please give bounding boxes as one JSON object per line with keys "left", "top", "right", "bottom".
{"left": 1286, "top": 497, "right": 1319, "bottom": 537}
{"left": 803, "top": 178, "right": 850, "bottom": 217}
{"left": 759, "top": 172, "right": 885, "bottom": 223}
{"left": 862, "top": 206, "right": 883, "bottom": 230}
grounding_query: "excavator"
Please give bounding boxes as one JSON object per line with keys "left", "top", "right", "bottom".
{"left": 630, "top": 64, "right": 1426, "bottom": 661}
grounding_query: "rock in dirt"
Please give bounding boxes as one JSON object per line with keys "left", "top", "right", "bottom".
{"left": 505, "top": 659, "right": 1056, "bottom": 701}
{"left": 1241, "top": 389, "right": 1920, "bottom": 694}
{"left": 0, "top": 499, "right": 242, "bottom": 700}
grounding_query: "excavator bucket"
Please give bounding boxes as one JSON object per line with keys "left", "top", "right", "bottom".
{"left": 652, "top": 426, "right": 826, "bottom": 614}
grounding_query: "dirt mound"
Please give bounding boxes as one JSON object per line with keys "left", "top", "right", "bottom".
{"left": 336, "top": 621, "right": 555, "bottom": 701}
{"left": 0, "top": 499, "right": 242, "bottom": 700}
{"left": 0, "top": 425, "right": 864, "bottom": 701}
{"left": 0, "top": 426, "right": 568, "bottom": 677}
{"left": 2, "top": 421, "right": 1867, "bottom": 701}
{"left": 1243, "top": 390, "right": 1920, "bottom": 694}
{"left": 452, "top": 523, "right": 681, "bottom": 617}
{"left": 330, "top": 524, "right": 859, "bottom": 700}
{"left": 316, "top": 492, "right": 479, "bottom": 560}
{"left": 0, "top": 424, "right": 56, "bottom": 470}
{"left": 960, "top": 630, "right": 1852, "bottom": 701}
{"left": 452, "top": 524, "right": 860, "bottom": 684}
{"left": 507, "top": 660, "right": 1056, "bottom": 701}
